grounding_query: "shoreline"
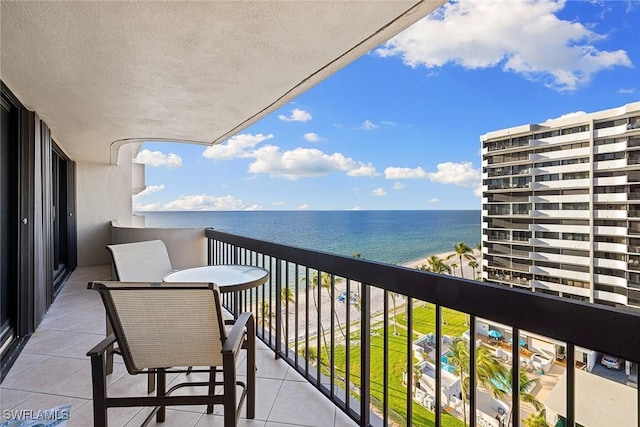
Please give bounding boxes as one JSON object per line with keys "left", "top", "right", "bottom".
{"left": 402, "top": 248, "right": 482, "bottom": 280}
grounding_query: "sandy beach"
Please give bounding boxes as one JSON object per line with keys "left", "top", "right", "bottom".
{"left": 278, "top": 248, "right": 483, "bottom": 343}
{"left": 403, "top": 248, "right": 482, "bottom": 280}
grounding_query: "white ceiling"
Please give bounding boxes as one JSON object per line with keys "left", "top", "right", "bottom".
{"left": 1, "top": 1, "right": 444, "bottom": 164}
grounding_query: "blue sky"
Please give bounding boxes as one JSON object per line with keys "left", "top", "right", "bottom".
{"left": 134, "top": 0, "right": 640, "bottom": 212}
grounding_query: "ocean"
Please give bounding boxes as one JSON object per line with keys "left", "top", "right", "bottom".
{"left": 140, "top": 210, "right": 481, "bottom": 265}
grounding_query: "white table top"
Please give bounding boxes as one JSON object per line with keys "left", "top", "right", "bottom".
{"left": 163, "top": 264, "right": 269, "bottom": 292}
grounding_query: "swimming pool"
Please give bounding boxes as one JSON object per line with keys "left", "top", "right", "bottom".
{"left": 440, "top": 352, "right": 457, "bottom": 374}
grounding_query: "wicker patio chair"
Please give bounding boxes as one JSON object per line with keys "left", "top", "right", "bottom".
{"left": 87, "top": 281, "right": 255, "bottom": 427}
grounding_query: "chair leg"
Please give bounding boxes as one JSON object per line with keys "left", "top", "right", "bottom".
{"left": 223, "top": 357, "right": 237, "bottom": 427}
{"left": 206, "top": 367, "right": 217, "bottom": 414}
{"left": 147, "top": 369, "right": 156, "bottom": 394}
{"left": 105, "top": 317, "right": 114, "bottom": 376}
{"left": 156, "top": 368, "right": 166, "bottom": 422}
{"left": 246, "top": 322, "right": 256, "bottom": 419}
{"left": 90, "top": 350, "right": 108, "bottom": 427}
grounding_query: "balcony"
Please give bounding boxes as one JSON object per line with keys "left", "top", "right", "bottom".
{"left": 2, "top": 229, "right": 640, "bottom": 427}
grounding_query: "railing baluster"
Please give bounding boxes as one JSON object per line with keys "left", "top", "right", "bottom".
{"left": 316, "top": 269, "right": 322, "bottom": 388}
{"left": 275, "top": 258, "right": 282, "bottom": 359}
{"left": 406, "top": 296, "right": 413, "bottom": 427}
{"left": 294, "top": 263, "right": 299, "bottom": 369}
{"left": 383, "top": 290, "right": 389, "bottom": 426}
{"left": 512, "top": 327, "right": 520, "bottom": 427}
{"left": 435, "top": 303, "right": 441, "bottom": 427}
{"left": 345, "top": 278, "right": 351, "bottom": 415}
{"left": 469, "top": 314, "right": 477, "bottom": 427}
{"left": 360, "top": 283, "right": 370, "bottom": 427}
{"left": 330, "top": 274, "right": 335, "bottom": 399}
{"left": 567, "top": 343, "right": 575, "bottom": 427}
{"left": 305, "top": 266, "right": 310, "bottom": 377}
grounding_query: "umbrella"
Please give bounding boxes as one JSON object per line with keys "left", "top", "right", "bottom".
{"left": 509, "top": 337, "right": 526, "bottom": 347}
{"left": 488, "top": 329, "right": 502, "bottom": 339}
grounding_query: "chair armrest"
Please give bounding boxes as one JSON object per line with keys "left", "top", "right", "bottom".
{"left": 222, "top": 312, "right": 254, "bottom": 355}
{"left": 87, "top": 334, "right": 117, "bottom": 357}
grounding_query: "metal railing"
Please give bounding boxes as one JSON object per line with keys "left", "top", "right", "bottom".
{"left": 206, "top": 228, "right": 640, "bottom": 427}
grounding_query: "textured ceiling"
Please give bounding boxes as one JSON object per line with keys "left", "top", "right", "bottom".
{"left": 1, "top": 1, "right": 444, "bottom": 164}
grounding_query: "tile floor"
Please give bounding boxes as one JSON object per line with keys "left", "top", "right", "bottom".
{"left": 0, "top": 266, "right": 357, "bottom": 427}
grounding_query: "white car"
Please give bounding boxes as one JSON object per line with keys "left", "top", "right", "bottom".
{"left": 600, "top": 354, "right": 622, "bottom": 369}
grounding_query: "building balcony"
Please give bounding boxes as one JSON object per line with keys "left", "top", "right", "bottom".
{"left": 2, "top": 229, "right": 639, "bottom": 427}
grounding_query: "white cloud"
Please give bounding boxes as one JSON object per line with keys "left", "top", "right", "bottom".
{"left": 426, "top": 162, "right": 480, "bottom": 187}
{"left": 375, "top": 0, "right": 632, "bottom": 91}
{"left": 303, "top": 132, "right": 323, "bottom": 142}
{"left": 385, "top": 166, "right": 428, "bottom": 179}
{"left": 134, "top": 184, "right": 165, "bottom": 198}
{"left": 386, "top": 162, "right": 481, "bottom": 188}
{"left": 381, "top": 121, "right": 397, "bottom": 126}
{"left": 371, "top": 188, "right": 387, "bottom": 196}
{"left": 360, "top": 120, "right": 379, "bottom": 130}
{"left": 349, "top": 206, "right": 362, "bottom": 211}
{"left": 134, "top": 194, "right": 250, "bottom": 211}
{"left": 249, "top": 146, "right": 375, "bottom": 180}
{"left": 427, "top": 198, "right": 439, "bottom": 203}
{"left": 278, "top": 108, "right": 312, "bottom": 122}
{"left": 474, "top": 186, "right": 483, "bottom": 197}
{"left": 347, "top": 163, "right": 378, "bottom": 177}
{"left": 618, "top": 88, "right": 635, "bottom": 94}
{"left": 297, "top": 204, "right": 309, "bottom": 210}
{"left": 135, "top": 149, "right": 183, "bottom": 168}
{"left": 203, "top": 133, "right": 273, "bottom": 160}
{"left": 546, "top": 111, "right": 587, "bottom": 122}
{"left": 392, "top": 182, "right": 405, "bottom": 190}
{"left": 244, "top": 204, "right": 261, "bottom": 211}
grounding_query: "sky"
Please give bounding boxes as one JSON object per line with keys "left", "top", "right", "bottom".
{"left": 133, "top": 0, "right": 640, "bottom": 212}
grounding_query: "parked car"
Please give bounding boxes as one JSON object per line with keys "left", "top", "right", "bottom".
{"left": 600, "top": 354, "right": 622, "bottom": 369}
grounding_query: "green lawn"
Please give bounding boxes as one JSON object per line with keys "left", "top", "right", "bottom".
{"left": 306, "top": 301, "right": 470, "bottom": 426}
{"left": 394, "top": 303, "right": 469, "bottom": 338}
{"left": 331, "top": 325, "right": 463, "bottom": 427}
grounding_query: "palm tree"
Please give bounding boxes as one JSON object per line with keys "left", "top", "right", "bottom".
{"left": 280, "top": 286, "right": 295, "bottom": 339}
{"left": 446, "top": 338, "right": 509, "bottom": 427}
{"left": 412, "top": 366, "right": 423, "bottom": 397}
{"left": 468, "top": 260, "right": 479, "bottom": 281}
{"left": 389, "top": 292, "right": 400, "bottom": 335}
{"left": 258, "top": 301, "right": 274, "bottom": 331}
{"left": 302, "top": 272, "right": 330, "bottom": 354}
{"left": 426, "top": 255, "right": 452, "bottom": 274}
{"left": 450, "top": 262, "right": 458, "bottom": 276}
{"left": 524, "top": 410, "right": 549, "bottom": 427}
{"left": 446, "top": 242, "right": 476, "bottom": 279}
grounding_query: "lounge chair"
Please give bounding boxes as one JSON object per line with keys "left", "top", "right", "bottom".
{"left": 87, "top": 281, "right": 255, "bottom": 427}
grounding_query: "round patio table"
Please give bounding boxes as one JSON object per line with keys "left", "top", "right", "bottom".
{"left": 164, "top": 264, "right": 269, "bottom": 317}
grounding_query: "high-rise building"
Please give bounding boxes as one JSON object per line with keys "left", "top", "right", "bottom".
{"left": 481, "top": 102, "right": 640, "bottom": 310}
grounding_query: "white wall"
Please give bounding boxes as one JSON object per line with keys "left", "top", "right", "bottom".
{"left": 76, "top": 145, "right": 133, "bottom": 266}
{"left": 110, "top": 223, "right": 207, "bottom": 270}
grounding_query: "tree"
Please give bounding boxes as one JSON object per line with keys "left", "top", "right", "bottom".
{"left": 524, "top": 410, "right": 549, "bottom": 427}
{"left": 412, "top": 366, "right": 423, "bottom": 397}
{"left": 468, "top": 260, "right": 479, "bottom": 281}
{"left": 426, "top": 255, "right": 452, "bottom": 274}
{"left": 446, "top": 338, "right": 509, "bottom": 427}
{"left": 450, "top": 262, "right": 458, "bottom": 276}
{"left": 389, "top": 292, "right": 400, "bottom": 335}
{"left": 446, "top": 242, "right": 476, "bottom": 279}
{"left": 280, "top": 286, "right": 295, "bottom": 339}
{"left": 302, "top": 272, "right": 330, "bottom": 354}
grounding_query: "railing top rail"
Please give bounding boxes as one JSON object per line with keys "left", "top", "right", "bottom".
{"left": 206, "top": 228, "right": 640, "bottom": 362}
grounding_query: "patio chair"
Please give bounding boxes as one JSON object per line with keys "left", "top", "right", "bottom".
{"left": 105, "top": 240, "right": 174, "bottom": 391}
{"left": 87, "top": 281, "right": 255, "bottom": 427}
